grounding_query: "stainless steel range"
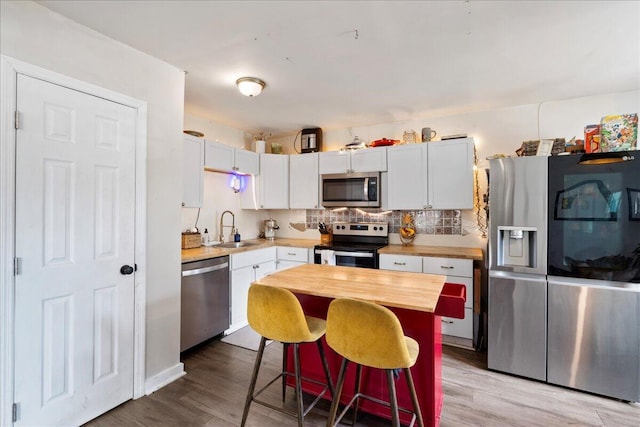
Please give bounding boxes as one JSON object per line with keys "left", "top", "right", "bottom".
{"left": 314, "top": 222, "right": 388, "bottom": 269}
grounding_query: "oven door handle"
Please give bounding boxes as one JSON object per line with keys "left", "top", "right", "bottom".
{"left": 314, "top": 250, "right": 374, "bottom": 258}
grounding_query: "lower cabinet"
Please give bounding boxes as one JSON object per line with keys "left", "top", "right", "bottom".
{"left": 379, "top": 254, "right": 422, "bottom": 273}
{"left": 423, "top": 257, "right": 474, "bottom": 341}
{"left": 379, "top": 253, "right": 475, "bottom": 346}
{"left": 276, "top": 246, "right": 312, "bottom": 270}
{"left": 228, "top": 247, "right": 276, "bottom": 333}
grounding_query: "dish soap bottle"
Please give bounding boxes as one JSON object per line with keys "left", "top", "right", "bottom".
{"left": 202, "top": 228, "right": 209, "bottom": 244}
{"left": 234, "top": 228, "right": 241, "bottom": 242}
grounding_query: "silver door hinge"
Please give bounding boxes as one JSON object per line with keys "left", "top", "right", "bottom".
{"left": 12, "top": 402, "right": 18, "bottom": 422}
{"left": 14, "top": 257, "right": 22, "bottom": 276}
{"left": 14, "top": 110, "right": 20, "bottom": 130}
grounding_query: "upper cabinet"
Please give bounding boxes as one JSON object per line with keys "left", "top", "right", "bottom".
{"left": 260, "top": 154, "right": 289, "bottom": 209}
{"left": 235, "top": 149, "right": 260, "bottom": 175}
{"left": 290, "top": 153, "right": 320, "bottom": 209}
{"left": 386, "top": 139, "right": 474, "bottom": 210}
{"left": 242, "top": 153, "right": 289, "bottom": 209}
{"left": 319, "top": 148, "right": 387, "bottom": 174}
{"left": 204, "top": 140, "right": 259, "bottom": 175}
{"left": 427, "top": 139, "right": 474, "bottom": 209}
{"left": 182, "top": 135, "right": 204, "bottom": 208}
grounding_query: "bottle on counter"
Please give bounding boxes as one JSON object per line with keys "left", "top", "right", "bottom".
{"left": 234, "top": 228, "right": 241, "bottom": 242}
{"left": 202, "top": 228, "right": 209, "bottom": 244}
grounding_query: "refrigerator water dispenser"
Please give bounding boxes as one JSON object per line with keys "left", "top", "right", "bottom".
{"left": 497, "top": 226, "right": 537, "bottom": 268}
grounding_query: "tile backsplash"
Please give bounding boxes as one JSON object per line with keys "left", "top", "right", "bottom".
{"left": 306, "top": 208, "right": 462, "bottom": 235}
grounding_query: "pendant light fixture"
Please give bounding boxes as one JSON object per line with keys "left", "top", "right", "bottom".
{"left": 236, "top": 77, "right": 266, "bottom": 97}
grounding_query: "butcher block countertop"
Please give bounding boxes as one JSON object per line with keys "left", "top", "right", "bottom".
{"left": 181, "top": 238, "right": 316, "bottom": 263}
{"left": 379, "top": 245, "right": 483, "bottom": 261}
{"left": 254, "top": 263, "right": 446, "bottom": 313}
{"left": 181, "top": 238, "right": 483, "bottom": 263}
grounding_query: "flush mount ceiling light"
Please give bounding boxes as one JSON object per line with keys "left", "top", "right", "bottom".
{"left": 236, "top": 77, "right": 265, "bottom": 97}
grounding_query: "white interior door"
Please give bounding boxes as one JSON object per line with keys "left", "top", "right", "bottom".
{"left": 13, "top": 74, "right": 137, "bottom": 426}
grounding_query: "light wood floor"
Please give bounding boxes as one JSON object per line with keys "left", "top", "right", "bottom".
{"left": 85, "top": 339, "right": 639, "bottom": 427}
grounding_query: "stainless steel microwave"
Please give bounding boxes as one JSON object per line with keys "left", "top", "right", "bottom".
{"left": 321, "top": 172, "right": 381, "bottom": 207}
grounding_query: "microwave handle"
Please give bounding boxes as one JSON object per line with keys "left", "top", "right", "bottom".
{"left": 363, "top": 177, "right": 369, "bottom": 201}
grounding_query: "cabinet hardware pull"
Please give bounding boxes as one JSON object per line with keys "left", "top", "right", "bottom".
{"left": 287, "top": 252, "right": 296, "bottom": 255}
{"left": 394, "top": 262, "right": 406, "bottom": 265}
{"left": 440, "top": 265, "right": 454, "bottom": 269}
{"left": 441, "top": 319, "right": 454, "bottom": 324}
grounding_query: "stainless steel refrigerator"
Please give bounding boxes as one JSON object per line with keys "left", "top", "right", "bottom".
{"left": 489, "top": 152, "right": 640, "bottom": 402}
{"left": 545, "top": 151, "right": 640, "bottom": 402}
{"left": 488, "top": 156, "right": 548, "bottom": 381}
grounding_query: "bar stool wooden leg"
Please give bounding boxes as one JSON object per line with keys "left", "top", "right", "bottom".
{"left": 326, "top": 358, "right": 349, "bottom": 427}
{"left": 349, "top": 364, "right": 362, "bottom": 426}
{"left": 316, "top": 340, "right": 335, "bottom": 396}
{"left": 386, "top": 369, "right": 400, "bottom": 427}
{"left": 241, "top": 337, "right": 267, "bottom": 427}
{"left": 282, "top": 342, "right": 289, "bottom": 402}
{"left": 293, "top": 343, "right": 304, "bottom": 427}
{"left": 404, "top": 368, "right": 424, "bottom": 427}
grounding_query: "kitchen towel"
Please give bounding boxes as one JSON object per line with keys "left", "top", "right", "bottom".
{"left": 320, "top": 249, "right": 336, "bottom": 266}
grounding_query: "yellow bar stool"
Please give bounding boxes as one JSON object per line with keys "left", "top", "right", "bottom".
{"left": 241, "top": 284, "right": 334, "bottom": 427}
{"left": 325, "top": 298, "right": 424, "bottom": 427}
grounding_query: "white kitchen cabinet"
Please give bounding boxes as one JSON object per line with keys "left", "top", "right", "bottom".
{"left": 423, "top": 256, "right": 473, "bottom": 278}
{"left": 386, "top": 139, "right": 474, "bottom": 210}
{"left": 427, "top": 139, "right": 474, "bottom": 209}
{"left": 228, "top": 247, "right": 277, "bottom": 333}
{"left": 378, "top": 254, "right": 422, "bottom": 273}
{"left": 289, "top": 153, "right": 319, "bottom": 209}
{"left": 182, "top": 134, "right": 204, "bottom": 208}
{"left": 385, "top": 144, "right": 427, "bottom": 210}
{"left": 235, "top": 148, "right": 260, "bottom": 175}
{"left": 241, "top": 154, "right": 289, "bottom": 209}
{"left": 379, "top": 252, "right": 475, "bottom": 344}
{"left": 318, "top": 147, "right": 387, "bottom": 174}
{"left": 204, "top": 140, "right": 259, "bottom": 175}
{"left": 276, "top": 246, "right": 311, "bottom": 270}
{"left": 260, "top": 154, "right": 289, "bottom": 209}
{"left": 440, "top": 309, "right": 473, "bottom": 340}
{"left": 423, "top": 256, "right": 474, "bottom": 342}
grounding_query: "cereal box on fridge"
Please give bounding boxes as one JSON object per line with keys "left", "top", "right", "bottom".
{"left": 600, "top": 114, "right": 638, "bottom": 152}
{"left": 584, "top": 124, "right": 600, "bottom": 153}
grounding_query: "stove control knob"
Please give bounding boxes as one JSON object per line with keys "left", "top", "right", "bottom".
{"left": 373, "top": 226, "right": 378, "bottom": 230}
{"left": 379, "top": 226, "right": 384, "bottom": 231}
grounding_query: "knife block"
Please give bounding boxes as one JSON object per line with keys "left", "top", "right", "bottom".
{"left": 320, "top": 233, "right": 332, "bottom": 244}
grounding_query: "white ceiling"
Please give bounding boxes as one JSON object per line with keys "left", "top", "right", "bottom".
{"left": 38, "top": 0, "right": 640, "bottom": 138}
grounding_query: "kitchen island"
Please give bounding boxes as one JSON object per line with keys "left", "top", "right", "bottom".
{"left": 254, "top": 263, "right": 464, "bottom": 427}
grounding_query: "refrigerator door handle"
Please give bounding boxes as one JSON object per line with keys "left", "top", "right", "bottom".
{"left": 489, "top": 270, "right": 547, "bottom": 283}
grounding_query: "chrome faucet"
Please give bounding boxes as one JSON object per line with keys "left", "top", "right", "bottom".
{"left": 219, "top": 210, "right": 235, "bottom": 243}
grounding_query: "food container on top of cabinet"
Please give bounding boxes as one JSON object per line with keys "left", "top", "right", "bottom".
{"left": 600, "top": 114, "right": 638, "bottom": 152}
{"left": 584, "top": 124, "right": 601, "bottom": 153}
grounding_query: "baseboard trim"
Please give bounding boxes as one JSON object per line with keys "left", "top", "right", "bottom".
{"left": 144, "top": 363, "right": 185, "bottom": 396}
{"left": 442, "top": 335, "right": 475, "bottom": 350}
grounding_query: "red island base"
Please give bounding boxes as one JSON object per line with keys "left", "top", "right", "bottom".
{"left": 288, "top": 293, "right": 444, "bottom": 427}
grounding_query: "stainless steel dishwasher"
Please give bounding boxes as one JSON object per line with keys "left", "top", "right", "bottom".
{"left": 181, "top": 256, "right": 230, "bottom": 352}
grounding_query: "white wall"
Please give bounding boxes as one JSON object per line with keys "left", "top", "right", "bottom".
{"left": 182, "top": 114, "right": 268, "bottom": 240}
{"left": 1, "top": 1, "right": 185, "bottom": 380}
{"left": 269, "top": 90, "right": 640, "bottom": 248}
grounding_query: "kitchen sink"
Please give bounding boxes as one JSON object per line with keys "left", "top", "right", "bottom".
{"left": 217, "top": 242, "right": 258, "bottom": 249}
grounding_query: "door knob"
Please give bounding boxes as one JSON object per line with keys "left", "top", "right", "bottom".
{"left": 120, "top": 265, "right": 134, "bottom": 275}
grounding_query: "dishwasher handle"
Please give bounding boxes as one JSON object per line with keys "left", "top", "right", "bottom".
{"left": 182, "top": 262, "right": 229, "bottom": 277}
